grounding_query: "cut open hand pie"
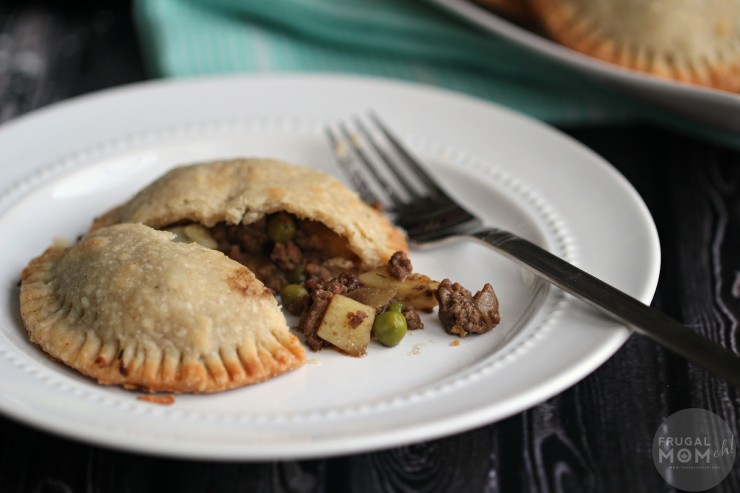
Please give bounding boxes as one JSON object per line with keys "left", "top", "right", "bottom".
{"left": 19, "top": 223, "right": 306, "bottom": 393}
{"left": 91, "top": 158, "right": 408, "bottom": 291}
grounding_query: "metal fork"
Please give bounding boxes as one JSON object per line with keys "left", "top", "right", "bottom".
{"left": 326, "top": 112, "right": 740, "bottom": 387}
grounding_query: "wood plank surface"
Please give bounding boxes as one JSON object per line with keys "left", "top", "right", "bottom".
{"left": 0, "top": 1, "right": 737, "bottom": 492}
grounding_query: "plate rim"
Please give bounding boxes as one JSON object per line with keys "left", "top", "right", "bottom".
{"left": 0, "top": 73, "right": 660, "bottom": 459}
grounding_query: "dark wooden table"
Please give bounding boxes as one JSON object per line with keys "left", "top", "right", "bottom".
{"left": 1, "top": 2, "right": 738, "bottom": 492}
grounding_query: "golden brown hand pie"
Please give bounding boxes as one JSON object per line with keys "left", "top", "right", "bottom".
{"left": 19, "top": 223, "right": 305, "bottom": 393}
{"left": 91, "top": 158, "right": 407, "bottom": 290}
{"left": 528, "top": 0, "right": 740, "bottom": 93}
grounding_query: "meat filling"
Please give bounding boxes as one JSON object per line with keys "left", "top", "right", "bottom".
{"left": 435, "top": 279, "right": 500, "bottom": 337}
{"left": 388, "top": 251, "right": 413, "bottom": 281}
{"left": 299, "top": 273, "right": 361, "bottom": 351}
{"left": 298, "top": 259, "right": 427, "bottom": 352}
{"left": 167, "top": 219, "right": 499, "bottom": 352}
{"left": 205, "top": 212, "right": 358, "bottom": 292}
{"left": 403, "top": 305, "right": 424, "bottom": 331}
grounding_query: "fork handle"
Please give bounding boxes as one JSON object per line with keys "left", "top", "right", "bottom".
{"left": 470, "top": 228, "right": 740, "bottom": 387}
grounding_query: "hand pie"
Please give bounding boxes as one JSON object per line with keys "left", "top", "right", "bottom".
{"left": 19, "top": 223, "right": 305, "bottom": 393}
{"left": 528, "top": 0, "right": 740, "bottom": 93}
{"left": 91, "top": 158, "right": 407, "bottom": 291}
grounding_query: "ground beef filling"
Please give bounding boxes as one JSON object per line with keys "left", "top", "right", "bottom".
{"left": 435, "top": 279, "right": 500, "bottom": 337}
{"left": 299, "top": 256, "right": 426, "bottom": 351}
{"left": 299, "top": 273, "right": 361, "bottom": 350}
{"left": 388, "top": 251, "right": 413, "bottom": 280}
{"left": 284, "top": 245, "right": 500, "bottom": 345}
{"left": 207, "top": 213, "right": 359, "bottom": 292}
{"left": 166, "top": 219, "right": 500, "bottom": 351}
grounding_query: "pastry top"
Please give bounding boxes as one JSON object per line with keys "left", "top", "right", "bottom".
{"left": 19, "top": 223, "right": 305, "bottom": 393}
{"left": 584, "top": 0, "right": 736, "bottom": 54}
{"left": 528, "top": 0, "right": 740, "bottom": 92}
{"left": 91, "top": 158, "right": 407, "bottom": 269}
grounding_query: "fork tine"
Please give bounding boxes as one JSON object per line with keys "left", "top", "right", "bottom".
{"left": 353, "top": 116, "right": 423, "bottom": 201}
{"left": 368, "top": 112, "right": 447, "bottom": 199}
{"left": 325, "top": 126, "right": 381, "bottom": 206}
{"left": 328, "top": 113, "right": 474, "bottom": 230}
{"left": 329, "top": 116, "right": 492, "bottom": 233}
{"left": 337, "top": 121, "right": 405, "bottom": 208}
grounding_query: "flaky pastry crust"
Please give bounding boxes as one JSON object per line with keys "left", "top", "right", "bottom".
{"left": 529, "top": 0, "right": 740, "bottom": 93}
{"left": 91, "top": 158, "right": 407, "bottom": 269}
{"left": 19, "top": 223, "right": 305, "bottom": 393}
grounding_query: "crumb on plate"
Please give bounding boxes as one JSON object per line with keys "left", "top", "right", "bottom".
{"left": 137, "top": 394, "right": 176, "bottom": 405}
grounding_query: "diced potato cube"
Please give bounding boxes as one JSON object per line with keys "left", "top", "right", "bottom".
{"left": 316, "top": 295, "right": 375, "bottom": 357}
{"left": 346, "top": 287, "right": 398, "bottom": 311}
{"left": 358, "top": 269, "right": 439, "bottom": 312}
{"left": 166, "top": 224, "right": 218, "bottom": 249}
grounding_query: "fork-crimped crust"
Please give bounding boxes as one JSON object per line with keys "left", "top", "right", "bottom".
{"left": 19, "top": 223, "right": 306, "bottom": 393}
{"left": 529, "top": 0, "right": 740, "bottom": 93}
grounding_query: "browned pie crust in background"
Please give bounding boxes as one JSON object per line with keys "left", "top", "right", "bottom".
{"left": 527, "top": 0, "right": 740, "bottom": 93}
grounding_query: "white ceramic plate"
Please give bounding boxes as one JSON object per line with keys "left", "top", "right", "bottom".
{"left": 430, "top": 0, "right": 740, "bottom": 134}
{"left": 0, "top": 74, "right": 659, "bottom": 460}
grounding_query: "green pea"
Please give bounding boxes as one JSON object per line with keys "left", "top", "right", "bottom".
{"left": 267, "top": 213, "right": 296, "bottom": 242}
{"left": 388, "top": 303, "right": 404, "bottom": 313}
{"left": 280, "top": 283, "right": 307, "bottom": 308}
{"left": 373, "top": 310, "right": 407, "bottom": 347}
{"left": 287, "top": 265, "right": 306, "bottom": 284}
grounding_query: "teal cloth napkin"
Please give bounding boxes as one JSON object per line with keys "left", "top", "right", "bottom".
{"left": 133, "top": 0, "right": 738, "bottom": 146}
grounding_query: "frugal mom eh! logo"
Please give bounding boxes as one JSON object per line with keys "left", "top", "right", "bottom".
{"left": 657, "top": 434, "right": 735, "bottom": 463}
{"left": 652, "top": 408, "right": 736, "bottom": 492}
